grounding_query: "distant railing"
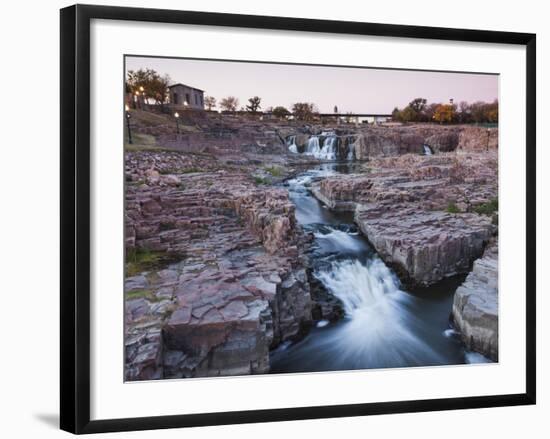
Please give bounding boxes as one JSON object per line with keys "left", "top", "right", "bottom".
{"left": 472, "top": 123, "right": 499, "bottom": 128}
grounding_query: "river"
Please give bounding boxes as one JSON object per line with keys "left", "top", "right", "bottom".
{"left": 270, "top": 163, "right": 491, "bottom": 373}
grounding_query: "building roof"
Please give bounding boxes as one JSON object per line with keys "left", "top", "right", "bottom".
{"left": 168, "top": 83, "right": 204, "bottom": 92}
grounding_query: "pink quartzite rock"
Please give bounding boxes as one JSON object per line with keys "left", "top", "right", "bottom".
{"left": 354, "top": 203, "right": 495, "bottom": 286}
{"left": 452, "top": 240, "right": 498, "bottom": 360}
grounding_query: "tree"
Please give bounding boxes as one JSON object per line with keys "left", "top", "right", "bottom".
{"left": 220, "top": 96, "right": 239, "bottom": 112}
{"left": 391, "top": 107, "right": 401, "bottom": 121}
{"left": 392, "top": 106, "right": 417, "bottom": 123}
{"left": 402, "top": 106, "right": 418, "bottom": 122}
{"left": 334, "top": 105, "right": 339, "bottom": 114}
{"left": 423, "top": 103, "right": 439, "bottom": 122}
{"left": 246, "top": 96, "right": 262, "bottom": 113}
{"left": 272, "top": 106, "right": 291, "bottom": 119}
{"left": 457, "top": 101, "right": 472, "bottom": 124}
{"left": 433, "top": 104, "right": 455, "bottom": 124}
{"left": 204, "top": 96, "right": 216, "bottom": 111}
{"left": 408, "top": 97, "right": 427, "bottom": 114}
{"left": 292, "top": 102, "right": 317, "bottom": 121}
{"left": 485, "top": 99, "right": 499, "bottom": 123}
{"left": 126, "top": 68, "right": 171, "bottom": 109}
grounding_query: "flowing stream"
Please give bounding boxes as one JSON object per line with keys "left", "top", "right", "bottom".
{"left": 270, "top": 163, "right": 490, "bottom": 373}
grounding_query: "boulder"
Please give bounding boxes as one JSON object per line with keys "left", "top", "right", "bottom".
{"left": 354, "top": 203, "right": 495, "bottom": 286}
{"left": 452, "top": 240, "right": 498, "bottom": 360}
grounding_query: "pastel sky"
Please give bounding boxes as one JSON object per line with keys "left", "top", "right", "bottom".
{"left": 126, "top": 56, "right": 499, "bottom": 114}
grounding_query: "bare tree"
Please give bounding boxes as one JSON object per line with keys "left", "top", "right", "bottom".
{"left": 204, "top": 96, "right": 216, "bottom": 111}
{"left": 220, "top": 96, "right": 239, "bottom": 112}
{"left": 246, "top": 96, "right": 262, "bottom": 113}
{"left": 292, "top": 102, "right": 317, "bottom": 121}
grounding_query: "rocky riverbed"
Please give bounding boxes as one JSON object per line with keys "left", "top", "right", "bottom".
{"left": 124, "top": 116, "right": 499, "bottom": 379}
{"left": 310, "top": 152, "right": 498, "bottom": 286}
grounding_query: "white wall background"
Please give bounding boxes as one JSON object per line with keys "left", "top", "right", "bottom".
{"left": 0, "top": 0, "right": 546, "bottom": 437}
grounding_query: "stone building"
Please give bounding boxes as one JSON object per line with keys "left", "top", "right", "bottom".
{"left": 168, "top": 83, "right": 204, "bottom": 110}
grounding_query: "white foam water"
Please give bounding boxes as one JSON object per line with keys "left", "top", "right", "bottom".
{"left": 465, "top": 351, "right": 491, "bottom": 364}
{"left": 318, "top": 136, "right": 338, "bottom": 160}
{"left": 311, "top": 258, "right": 444, "bottom": 367}
{"left": 347, "top": 143, "right": 355, "bottom": 160}
{"left": 287, "top": 135, "right": 298, "bottom": 153}
{"left": 314, "top": 228, "right": 367, "bottom": 253}
{"left": 443, "top": 328, "right": 459, "bottom": 338}
{"left": 305, "top": 136, "right": 322, "bottom": 156}
{"left": 302, "top": 136, "right": 338, "bottom": 160}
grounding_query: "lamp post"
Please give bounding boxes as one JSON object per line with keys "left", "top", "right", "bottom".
{"left": 134, "top": 90, "right": 140, "bottom": 109}
{"left": 174, "top": 112, "right": 180, "bottom": 136}
{"left": 139, "top": 86, "right": 146, "bottom": 110}
{"left": 125, "top": 104, "right": 133, "bottom": 144}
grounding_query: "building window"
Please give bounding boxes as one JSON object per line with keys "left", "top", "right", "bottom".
{"left": 172, "top": 93, "right": 178, "bottom": 105}
{"left": 185, "top": 93, "right": 190, "bottom": 105}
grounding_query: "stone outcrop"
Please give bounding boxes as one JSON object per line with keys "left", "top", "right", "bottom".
{"left": 355, "top": 204, "right": 494, "bottom": 286}
{"left": 309, "top": 151, "right": 498, "bottom": 286}
{"left": 359, "top": 125, "right": 498, "bottom": 157}
{"left": 457, "top": 126, "right": 498, "bottom": 152}
{"left": 452, "top": 240, "right": 498, "bottom": 360}
{"left": 311, "top": 152, "right": 498, "bottom": 213}
{"left": 351, "top": 125, "right": 472, "bottom": 159}
{"left": 285, "top": 125, "right": 497, "bottom": 161}
{"left": 125, "top": 151, "right": 312, "bottom": 380}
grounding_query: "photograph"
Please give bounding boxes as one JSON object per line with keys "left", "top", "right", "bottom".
{"left": 123, "top": 56, "right": 499, "bottom": 381}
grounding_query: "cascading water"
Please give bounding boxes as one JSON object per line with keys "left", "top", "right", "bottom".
{"left": 270, "top": 162, "right": 491, "bottom": 374}
{"left": 287, "top": 135, "right": 298, "bottom": 153}
{"left": 312, "top": 258, "right": 444, "bottom": 368}
{"left": 305, "top": 136, "right": 322, "bottom": 156}
{"left": 287, "top": 133, "right": 360, "bottom": 161}
{"left": 318, "top": 136, "right": 338, "bottom": 160}
{"left": 287, "top": 133, "right": 359, "bottom": 161}
{"left": 301, "top": 136, "right": 338, "bottom": 160}
{"left": 347, "top": 140, "right": 355, "bottom": 161}
{"left": 423, "top": 144, "right": 433, "bottom": 155}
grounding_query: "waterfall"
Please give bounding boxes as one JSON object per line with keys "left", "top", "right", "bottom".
{"left": 316, "top": 258, "right": 402, "bottom": 316}
{"left": 270, "top": 164, "right": 473, "bottom": 373}
{"left": 312, "top": 258, "right": 443, "bottom": 366}
{"left": 347, "top": 142, "right": 355, "bottom": 161}
{"left": 287, "top": 135, "right": 298, "bottom": 153}
{"left": 423, "top": 144, "right": 433, "bottom": 155}
{"left": 305, "top": 136, "right": 322, "bottom": 156}
{"left": 303, "top": 136, "right": 337, "bottom": 160}
{"left": 318, "top": 136, "right": 338, "bottom": 160}
{"left": 288, "top": 134, "right": 357, "bottom": 161}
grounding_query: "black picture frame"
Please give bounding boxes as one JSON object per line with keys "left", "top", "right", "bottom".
{"left": 60, "top": 4, "right": 536, "bottom": 434}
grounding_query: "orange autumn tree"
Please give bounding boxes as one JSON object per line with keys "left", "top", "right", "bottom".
{"left": 433, "top": 104, "right": 456, "bottom": 124}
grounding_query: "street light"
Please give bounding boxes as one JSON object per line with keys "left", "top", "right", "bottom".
{"left": 125, "top": 104, "right": 133, "bottom": 144}
{"left": 139, "top": 86, "right": 146, "bottom": 110}
{"left": 174, "top": 112, "right": 180, "bottom": 135}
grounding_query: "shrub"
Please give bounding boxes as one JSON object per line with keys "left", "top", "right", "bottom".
{"left": 473, "top": 198, "right": 498, "bottom": 215}
{"left": 445, "top": 202, "right": 461, "bottom": 214}
{"left": 254, "top": 176, "right": 269, "bottom": 185}
{"left": 126, "top": 247, "right": 180, "bottom": 277}
{"left": 263, "top": 165, "right": 285, "bottom": 177}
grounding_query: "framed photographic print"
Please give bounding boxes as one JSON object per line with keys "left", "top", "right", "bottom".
{"left": 60, "top": 4, "right": 536, "bottom": 434}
